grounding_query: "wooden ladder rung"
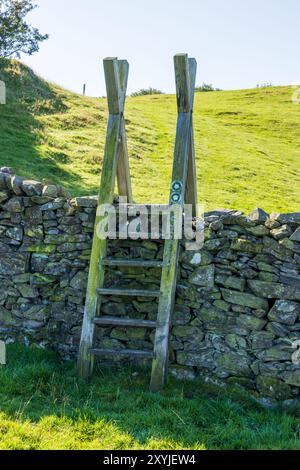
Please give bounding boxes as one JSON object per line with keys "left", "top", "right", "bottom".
{"left": 90, "top": 348, "right": 154, "bottom": 358}
{"left": 97, "top": 288, "right": 160, "bottom": 297}
{"left": 102, "top": 259, "right": 164, "bottom": 268}
{"left": 94, "top": 316, "right": 156, "bottom": 328}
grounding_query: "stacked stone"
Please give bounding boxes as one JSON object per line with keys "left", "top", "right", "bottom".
{"left": 95, "top": 238, "right": 163, "bottom": 359}
{"left": 172, "top": 208, "right": 300, "bottom": 400}
{"left": 1, "top": 168, "right": 300, "bottom": 400}
{"left": 0, "top": 168, "right": 165, "bottom": 360}
{"left": 0, "top": 167, "right": 96, "bottom": 357}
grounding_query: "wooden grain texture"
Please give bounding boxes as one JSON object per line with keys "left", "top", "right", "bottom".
{"left": 103, "top": 58, "right": 121, "bottom": 115}
{"left": 174, "top": 54, "right": 191, "bottom": 113}
{"left": 102, "top": 259, "right": 164, "bottom": 268}
{"left": 118, "top": 60, "right": 129, "bottom": 112}
{"left": 117, "top": 117, "right": 133, "bottom": 201}
{"left": 90, "top": 348, "right": 154, "bottom": 358}
{"left": 188, "top": 58, "right": 197, "bottom": 110}
{"left": 170, "top": 113, "right": 191, "bottom": 195}
{"left": 185, "top": 119, "right": 198, "bottom": 216}
{"left": 97, "top": 288, "right": 160, "bottom": 297}
{"left": 93, "top": 317, "right": 156, "bottom": 328}
{"left": 116, "top": 59, "right": 133, "bottom": 201}
{"left": 185, "top": 58, "right": 198, "bottom": 216}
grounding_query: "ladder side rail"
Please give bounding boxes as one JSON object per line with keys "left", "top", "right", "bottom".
{"left": 116, "top": 60, "right": 133, "bottom": 202}
{"left": 150, "top": 54, "right": 197, "bottom": 392}
{"left": 185, "top": 117, "right": 197, "bottom": 217}
{"left": 185, "top": 58, "right": 198, "bottom": 217}
{"left": 77, "top": 57, "right": 126, "bottom": 379}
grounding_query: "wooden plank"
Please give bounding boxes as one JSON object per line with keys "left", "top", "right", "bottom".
{"left": 150, "top": 54, "right": 197, "bottom": 392}
{"left": 149, "top": 237, "right": 180, "bottom": 392}
{"left": 102, "top": 259, "right": 164, "bottom": 268}
{"left": 174, "top": 54, "right": 191, "bottom": 113}
{"left": 114, "top": 203, "right": 169, "bottom": 212}
{"left": 169, "top": 113, "right": 191, "bottom": 202}
{"left": 171, "top": 59, "right": 196, "bottom": 202}
{"left": 91, "top": 348, "right": 154, "bottom": 358}
{"left": 103, "top": 58, "right": 121, "bottom": 115}
{"left": 118, "top": 60, "right": 129, "bottom": 113}
{"left": 98, "top": 115, "right": 122, "bottom": 202}
{"left": 94, "top": 317, "right": 156, "bottom": 328}
{"left": 188, "top": 58, "right": 197, "bottom": 110}
{"left": 185, "top": 59, "right": 198, "bottom": 216}
{"left": 185, "top": 119, "right": 198, "bottom": 217}
{"left": 97, "top": 288, "right": 160, "bottom": 297}
{"left": 77, "top": 117, "right": 121, "bottom": 379}
{"left": 116, "top": 60, "right": 133, "bottom": 202}
{"left": 77, "top": 69, "right": 122, "bottom": 378}
{"left": 117, "top": 117, "right": 133, "bottom": 201}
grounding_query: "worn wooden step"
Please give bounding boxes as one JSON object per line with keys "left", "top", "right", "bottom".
{"left": 97, "top": 288, "right": 160, "bottom": 297}
{"left": 90, "top": 348, "right": 154, "bottom": 358}
{"left": 114, "top": 203, "right": 169, "bottom": 212}
{"left": 94, "top": 316, "right": 156, "bottom": 328}
{"left": 102, "top": 259, "right": 164, "bottom": 268}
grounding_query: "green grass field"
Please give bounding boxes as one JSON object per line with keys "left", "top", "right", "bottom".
{"left": 0, "top": 58, "right": 300, "bottom": 451}
{"left": 0, "top": 344, "right": 300, "bottom": 450}
{"left": 0, "top": 59, "right": 299, "bottom": 213}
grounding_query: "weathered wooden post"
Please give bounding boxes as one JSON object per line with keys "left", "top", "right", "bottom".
{"left": 77, "top": 58, "right": 132, "bottom": 379}
{"left": 149, "top": 54, "right": 197, "bottom": 392}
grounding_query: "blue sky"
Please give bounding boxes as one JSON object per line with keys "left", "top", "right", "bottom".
{"left": 23, "top": 0, "right": 300, "bottom": 96}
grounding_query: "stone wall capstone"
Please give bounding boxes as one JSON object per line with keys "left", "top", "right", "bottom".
{"left": 1, "top": 167, "right": 300, "bottom": 400}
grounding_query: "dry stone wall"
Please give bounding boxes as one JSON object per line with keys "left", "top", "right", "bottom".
{"left": 0, "top": 167, "right": 300, "bottom": 400}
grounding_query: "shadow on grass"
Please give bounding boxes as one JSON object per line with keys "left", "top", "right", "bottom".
{"left": 0, "top": 344, "right": 300, "bottom": 450}
{"left": 0, "top": 58, "right": 85, "bottom": 194}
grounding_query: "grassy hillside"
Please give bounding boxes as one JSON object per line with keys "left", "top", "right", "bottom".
{"left": 0, "top": 59, "right": 299, "bottom": 213}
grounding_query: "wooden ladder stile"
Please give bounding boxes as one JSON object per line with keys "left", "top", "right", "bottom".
{"left": 77, "top": 54, "right": 197, "bottom": 391}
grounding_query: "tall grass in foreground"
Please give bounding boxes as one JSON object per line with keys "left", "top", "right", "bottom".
{"left": 0, "top": 344, "right": 299, "bottom": 450}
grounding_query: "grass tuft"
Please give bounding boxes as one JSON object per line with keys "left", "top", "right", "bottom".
{"left": 0, "top": 344, "right": 300, "bottom": 450}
